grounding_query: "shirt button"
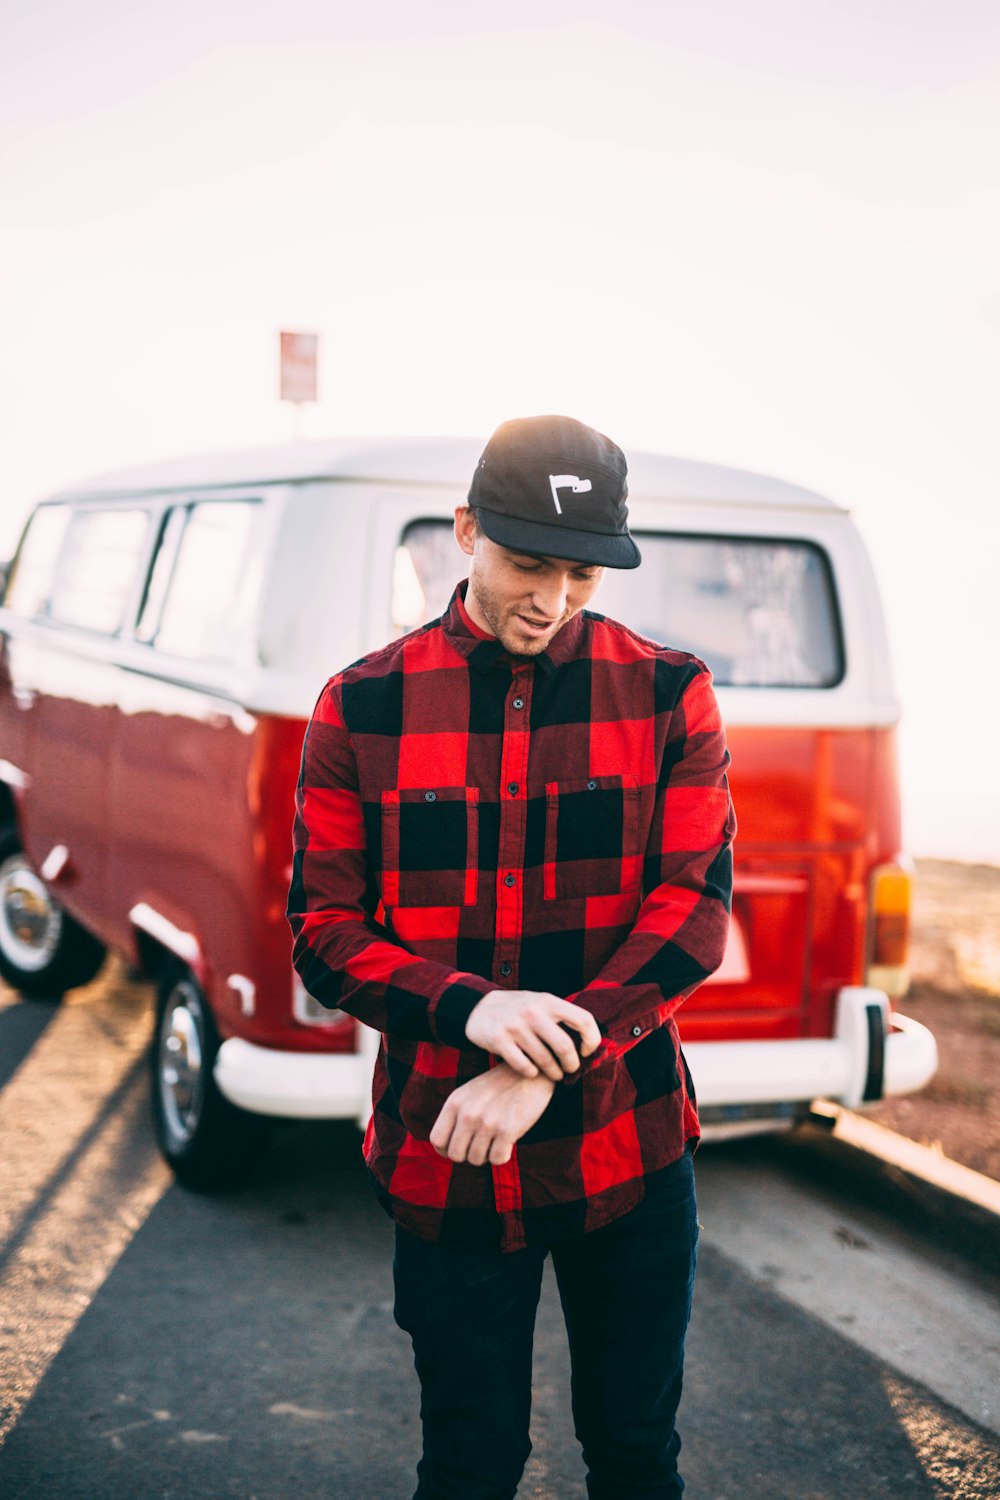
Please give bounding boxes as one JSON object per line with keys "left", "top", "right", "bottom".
{"left": 499, "top": 961, "right": 513, "bottom": 978}
{"left": 507, "top": 782, "right": 519, "bottom": 796}
{"left": 503, "top": 873, "right": 516, "bottom": 887}
{"left": 587, "top": 779, "right": 598, "bottom": 790}
{"left": 512, "top": 697, "right": 525, "bottom": 710}
{"left": 424, "top": 791, "right": 437, "bottom": 802}
{"left": 632, "top": 1025, "right": 643, "bottom": 1037}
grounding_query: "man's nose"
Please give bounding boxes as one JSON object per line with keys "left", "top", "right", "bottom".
{"left": 531, "top": 575, "right": 570, "bottom": 620}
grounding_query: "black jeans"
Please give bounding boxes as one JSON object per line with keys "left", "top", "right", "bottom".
{"left": 392, "top": 1149, "right": 698, "bottom": 1500}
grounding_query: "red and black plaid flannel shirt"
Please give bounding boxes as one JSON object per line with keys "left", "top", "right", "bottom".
{"left": 288, "top": 582, "right": 735, "bottom": 1252}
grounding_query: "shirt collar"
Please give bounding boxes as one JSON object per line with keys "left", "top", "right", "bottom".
{"left": 443, "top": 581, "right": 585, "bottom": 678}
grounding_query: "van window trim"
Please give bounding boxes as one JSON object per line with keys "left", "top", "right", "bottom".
{"left": 134, "top": 505, "right": 188, "bottom": 644}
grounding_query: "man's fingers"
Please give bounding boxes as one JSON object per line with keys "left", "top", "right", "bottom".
{"left": 429, "top": 1101, "right": 455, "bottom": 1157}
{"left": 512, "top": 1003, "right": 596, "bottom": 1077}
{"left": 536, "top": 1049, "right": 571, "bottom": 1082}
{"left": 534, "top": 1019, "right": 584, "bottom": 1074}
{"left": 431, "top": 1066, "right": 556, "bottom": 1167}
{"left": 466, "top": 1130, "right": 493, "bottom": 1168}
{"left": 495, "top": 1040, "right": 542, "bottom": 1079}
{"left": 500, "top": 1008, "right": 599, "bottom": 1079}
{"left": 508, "top": 1028, "right": 568, "bottom": 1081}
{"left": 465, "top": 991, "right": 602, "bottom": 1071}
{"left": 488, "top": 1134, "right": 514, "bottom": 1165}
{"left": 445, "top": 1116, "right": 476, "bottom": 1163}
{"left": 555, "top": 1004, "right": 601, "bottom": 1056}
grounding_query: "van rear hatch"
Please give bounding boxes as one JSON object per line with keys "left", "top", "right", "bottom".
{"left": 399, "top": 513, "right": 894, "bottom": 1047}
{"left": 592, "top": 528, "right": 870, "bottom": 1046}
{"left": 681, "top": 725, "right": 881, "bottom": 1042}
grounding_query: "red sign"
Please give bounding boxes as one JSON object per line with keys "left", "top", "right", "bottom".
{"left": 279, "top": 331, "right": 318, "bottom": 404}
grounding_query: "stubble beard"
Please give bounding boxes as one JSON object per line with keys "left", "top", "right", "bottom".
{"left": 468, "top": 578, "right": 563, "bottom": 658}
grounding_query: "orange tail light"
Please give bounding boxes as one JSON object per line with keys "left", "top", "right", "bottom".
{"left": 867, "top": 862, "right": 912, "bottom": 999}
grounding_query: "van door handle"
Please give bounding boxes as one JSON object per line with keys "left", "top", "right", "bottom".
{"left": 12, "top": 686, "right": 36, "bottom": 710}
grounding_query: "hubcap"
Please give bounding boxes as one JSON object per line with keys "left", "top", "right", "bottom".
{"left": 0, "top": 855, "right": 63, "bottom": 972}
{"left": 158, "top": 982, "right": 206, "bottom": 1148}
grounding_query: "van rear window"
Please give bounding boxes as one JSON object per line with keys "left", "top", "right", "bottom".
{"left": 596, "top": 534, "right": 842, "bottom": 687}
{"left": 397, "top": 522, "right": 843, "bottom": 688}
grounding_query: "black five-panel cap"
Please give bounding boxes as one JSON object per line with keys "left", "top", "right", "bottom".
{"left": 468, "top": 414, "right": 642, "bottom": 569}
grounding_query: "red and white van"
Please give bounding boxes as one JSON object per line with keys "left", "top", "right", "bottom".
{"left": 0, "top": 438, "right": 936, "bottom": 1183}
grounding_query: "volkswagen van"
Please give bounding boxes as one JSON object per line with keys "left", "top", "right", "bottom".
{"left": 0, "top": 438, "right": 937, "bottom": 1183}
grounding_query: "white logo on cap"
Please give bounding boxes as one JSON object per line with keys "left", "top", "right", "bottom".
{"left": 549, "top": 474, "right": 593, "bottom": 515}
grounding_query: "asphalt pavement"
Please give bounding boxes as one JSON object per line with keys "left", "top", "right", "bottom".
{"left": 2, "top": 1113, "right": 999, "bottom": 1500}
{"left": 2, "top": 981, "right": 1000, "bottom": 1499}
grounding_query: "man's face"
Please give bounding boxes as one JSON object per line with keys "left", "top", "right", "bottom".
{"left": 454, "top": 507, "right": 605, "bottom": 657}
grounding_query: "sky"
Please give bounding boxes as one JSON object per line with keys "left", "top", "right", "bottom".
{"left": 1, "top": 0, "right": 999, "bottom": 864}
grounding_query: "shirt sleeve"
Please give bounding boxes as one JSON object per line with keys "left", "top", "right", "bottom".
{"left": 562, "top": 663, "right": 736, "bottom": 1080}
{"left": 286, "top": 681, "right": 492, "bottom": 1049}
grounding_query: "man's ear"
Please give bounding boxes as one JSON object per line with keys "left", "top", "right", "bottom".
{"left": 454, "top": 506, "right": 476, "bottom": 558}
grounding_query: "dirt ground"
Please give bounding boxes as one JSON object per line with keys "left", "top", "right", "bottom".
{"left": 865, "top": 859, "right": 1000, "bottom": 1181}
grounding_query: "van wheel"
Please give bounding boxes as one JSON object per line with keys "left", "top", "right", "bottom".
{"left": 0, "top": 829, "right": 106, "bottom": 998}
{"left": 152, "top": 963, "right": 269, "bottom": 1189}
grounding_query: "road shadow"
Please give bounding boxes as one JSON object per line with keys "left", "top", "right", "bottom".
{"left": 3, "top": 1116, "right": 999, "bottom": 1497}
{"left": 0, "top": 996, "right": 61, "bottom": 1089}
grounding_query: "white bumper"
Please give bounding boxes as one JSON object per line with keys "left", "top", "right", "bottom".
{"left": 214, "top": 988, "right": 938, "bottom": 1129}
{"left": 214, "top": 1036, "right": 375, "bottom": 1129}
{"left": 684, "top": 986, "right": 938, "bottom": 1112}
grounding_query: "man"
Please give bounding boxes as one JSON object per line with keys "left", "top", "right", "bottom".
{"left": 287, "top": 414, "right": 735, "bottom": 1499}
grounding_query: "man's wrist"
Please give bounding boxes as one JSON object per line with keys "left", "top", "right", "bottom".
{"left": 496, "top": 1061, "right": 557, "bottom": 1093}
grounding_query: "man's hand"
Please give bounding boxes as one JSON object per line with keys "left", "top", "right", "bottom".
{"left": 465, "top": 989, "right": 601, "bottom": 1081}
{"left": 430, "top": 1064, "right": 557, "bottom": 1166}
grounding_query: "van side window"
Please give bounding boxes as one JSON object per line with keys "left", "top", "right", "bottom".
{"left": 3, "top": 505, "right": 72, "bottom": 619}
{"left": 150, "top": 500, "right": 261, "bottom": 663}
{"left": 48, "top": 508, "right": 152, "bottom": 635}
{"left": 397, "top": 521, "right": 843, "bottom": 688}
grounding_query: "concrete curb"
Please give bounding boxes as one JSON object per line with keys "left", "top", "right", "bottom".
{"left": 825, "top": 1103, "right": 1000, "bottom": 1210}
{"left": 771, "top": 1103, "right": 1000, "bottom": 1272}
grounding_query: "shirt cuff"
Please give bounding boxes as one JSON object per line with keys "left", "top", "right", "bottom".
{"left": 558, "top": 1006, "right": 660, "bottom": 1084}
{"left": 558, "top": 1035, "right": 611, "bottom": 1085}
{"left": 429, "top": 976, "right": 493, "bottom": 1050}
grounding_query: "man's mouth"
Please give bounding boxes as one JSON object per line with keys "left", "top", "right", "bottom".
{"left": 515, "top": 615, "right": 557, "bottom": 636}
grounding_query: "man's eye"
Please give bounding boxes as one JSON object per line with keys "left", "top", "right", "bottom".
{"left": 513, "top": 562, "right": 541, "bottom": 573}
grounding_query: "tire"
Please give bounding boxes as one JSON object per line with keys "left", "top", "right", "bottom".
{"left": 152, "top": 961, "right": 270, "bottom": 1189}
{"left": 0, "top": 828, "right": 106, "bottom": 999}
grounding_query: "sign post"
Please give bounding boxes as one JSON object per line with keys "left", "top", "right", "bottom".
{"left": 279, "top": 331, "right": 318, "bottom": 437}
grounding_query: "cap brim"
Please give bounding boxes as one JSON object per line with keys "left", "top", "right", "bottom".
{"left": 476, "top": 509, "right": 642, "bottom": 569}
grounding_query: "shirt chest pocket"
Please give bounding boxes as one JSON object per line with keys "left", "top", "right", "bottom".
{"left": 381, "top": 787, "right": 480, "bottom": 908}
{"left": 543, "top": 775, "right": 640, "bottom": 901}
